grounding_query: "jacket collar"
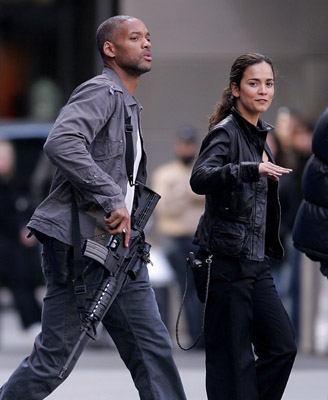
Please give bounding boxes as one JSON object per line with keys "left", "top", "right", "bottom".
{"left": 231, "top": 107, "right": 274, "bottom": 134}
{"left": 102, "top": 67, "right": 142, "bottom": 110}
{"left": 231, "top": 107, "right": 274, "bottom": 154}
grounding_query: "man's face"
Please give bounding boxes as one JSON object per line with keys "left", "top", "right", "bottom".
{"left": 111, "top": 18, "right": 152, "bottom": 76}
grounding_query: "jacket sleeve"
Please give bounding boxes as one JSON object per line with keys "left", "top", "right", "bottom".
{"left": 190, "top": 128, "right": 260, "bottom": 195}
{"left": 44, "top": 81, "right": 125, "bottom": 213}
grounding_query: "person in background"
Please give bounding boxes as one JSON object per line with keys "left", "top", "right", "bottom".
{"left": 190, "top": 53, "right": 297, "bottom": 400}
{"left": 287, "top": 112, "right": 314, "bottom": 341}
{"left": 152, "top": 125, "right": 205, "bottom": 348}
{"left": 0, "top": 139, "right": 42, "bottom": 334}
{"left": 0, "top": 15, "right": 186, "bottom": 400}
{"left": 266, "top": 130, "right": 297, "bottom": 299}
{"left": 268, "top": 108, "right": 314, "bottom": 341}
{"left": 289, "top": 112, "right": 314, "bottom": 209}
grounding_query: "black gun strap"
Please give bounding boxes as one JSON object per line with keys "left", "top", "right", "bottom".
{"left": 71, "top": 187, "right": 87, "bottom": 321}
{"left": 123, "top": 104, "right": 135, "bottom": 187}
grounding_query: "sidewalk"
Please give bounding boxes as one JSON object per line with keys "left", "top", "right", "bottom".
{"left": 0, "top": 309, "right": 328, "bottom": 399}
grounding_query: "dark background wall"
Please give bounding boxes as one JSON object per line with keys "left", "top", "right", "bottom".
{"left": 1, "top": 0, "right": 328, "bottom": 170}
{"left": 121, "top": 0, "right": 328, "bottom": 170}
{"left": 0, "top": 0, "right": 114, "bottom": 117}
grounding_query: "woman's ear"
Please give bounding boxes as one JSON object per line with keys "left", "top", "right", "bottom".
{"left": 231, "top": 82, "right": 239, "bottom": 98}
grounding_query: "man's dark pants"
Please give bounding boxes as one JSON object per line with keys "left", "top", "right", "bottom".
{"left": 0, "top": 237, "right": 186, "bottom": 400}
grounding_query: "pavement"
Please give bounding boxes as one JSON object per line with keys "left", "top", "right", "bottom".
{"left": 1, "top": 309, "right": 328, "bottom": 399}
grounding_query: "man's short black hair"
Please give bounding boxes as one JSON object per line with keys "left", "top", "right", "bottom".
{"left": 96, "top": 15, "right": 135, "bottom": 59}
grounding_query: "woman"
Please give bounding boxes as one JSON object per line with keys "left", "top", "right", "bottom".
{"left": 190, "top": 53, "right": 297, "bottom": 400}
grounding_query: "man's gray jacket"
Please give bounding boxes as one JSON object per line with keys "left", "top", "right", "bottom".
{"left": 28, "top": 67, "right": 147, "bottom": 247}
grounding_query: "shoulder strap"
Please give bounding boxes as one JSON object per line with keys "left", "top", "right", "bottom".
{"left": 123, "top": 104, "right": 135, "bottom": 187}
{"left": 71, "top": 187, "right": 87, "bottom": 321}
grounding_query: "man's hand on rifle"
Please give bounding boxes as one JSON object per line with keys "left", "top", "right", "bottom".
{"left": 104, "top": 207, "right": 131, "bottom": 247}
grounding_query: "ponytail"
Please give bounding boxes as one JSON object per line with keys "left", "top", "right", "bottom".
{"left": 208, "top": 87, "right": 235, "bottom": 130}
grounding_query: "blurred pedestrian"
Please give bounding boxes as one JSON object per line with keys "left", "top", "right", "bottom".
{"left": 152, "top": 125, "right": 205, "bottom": 348}
{"left": 287, "top": 112, "right": 314, "bottom": 341}
{"left": 0, "top": 15, "right": 186, "bottom": 400}
{"left": 266, "top": 130, "right": 297, "bottom": 299}
{"left": 289, "top": 112, "right": 314, "bottom": 208}
{"left": 0, "top": 139, "right": 41, "bottom": 333}
{"left": 190, "top": 53, "right": 297, "bottom": 400}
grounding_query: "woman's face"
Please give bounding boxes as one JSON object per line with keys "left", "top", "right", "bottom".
{"left": 231, "top": 61, "right": 274, "bottom": 125}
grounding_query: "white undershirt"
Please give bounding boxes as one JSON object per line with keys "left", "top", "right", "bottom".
{"left": 125, "top": 128, "right": 142, "bottom": 215}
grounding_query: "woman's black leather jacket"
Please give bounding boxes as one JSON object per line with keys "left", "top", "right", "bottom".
{"left": 190, "top": 108, "right": 284, "bottom": 261}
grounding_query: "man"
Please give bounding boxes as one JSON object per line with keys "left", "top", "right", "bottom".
{"left": 0, "top": 15, "right": 187, "bottom": 400}
{"left": 152, "top": 126, "right": 205, "bottom": 347}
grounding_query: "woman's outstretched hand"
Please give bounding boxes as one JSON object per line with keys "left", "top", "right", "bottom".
{"left": 259, "top": 162, "right": 292, "bottom": 181}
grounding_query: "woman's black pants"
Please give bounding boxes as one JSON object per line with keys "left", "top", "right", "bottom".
{"left": 195, "top": 254, "right": 297, "bottom": 400}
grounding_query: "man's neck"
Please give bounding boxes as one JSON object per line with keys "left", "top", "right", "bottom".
{"left": 105, "top": 63, "right": 139, "bottom": 95}
{"left": 119, "top": 72, "right": 140, "bottom": 95}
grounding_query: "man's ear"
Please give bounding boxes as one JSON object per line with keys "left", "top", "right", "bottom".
{"left": 231, "top": 82, "right": 239, "bottom": 98}
{"left": 103, "top": 41, "right": 115, "bottom": 58}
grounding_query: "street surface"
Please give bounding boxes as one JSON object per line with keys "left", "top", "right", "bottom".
{"left": 0, "top": 309, "right": 327, "bottom": 399}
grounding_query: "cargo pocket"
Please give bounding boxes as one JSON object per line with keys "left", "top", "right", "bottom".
{"left": 45, "top": 237, "right": 73, "bottom": 284}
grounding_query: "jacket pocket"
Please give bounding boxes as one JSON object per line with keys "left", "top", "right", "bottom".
{"left": 92, "top": 138, "right": 123, "bottom": 161}
{"left": 210, "top": 221, "right": 246, "bottom": 256}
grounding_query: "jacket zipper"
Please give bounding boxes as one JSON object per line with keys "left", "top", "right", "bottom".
{"left": 249, "top": 138, "right": 260, "bottom": 258}
{"left": 274, "top": 183, "right": 284, "bottom": 257}
{"left": 250, "top": 182, "right": 257, "bottom": 257}
{"left": 267, "top": 145, "right": 283, "bottom": 258}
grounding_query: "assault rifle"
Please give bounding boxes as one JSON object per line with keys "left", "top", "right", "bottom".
{"left": 58, "top": 183, "right": 160, "bottom": 379}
